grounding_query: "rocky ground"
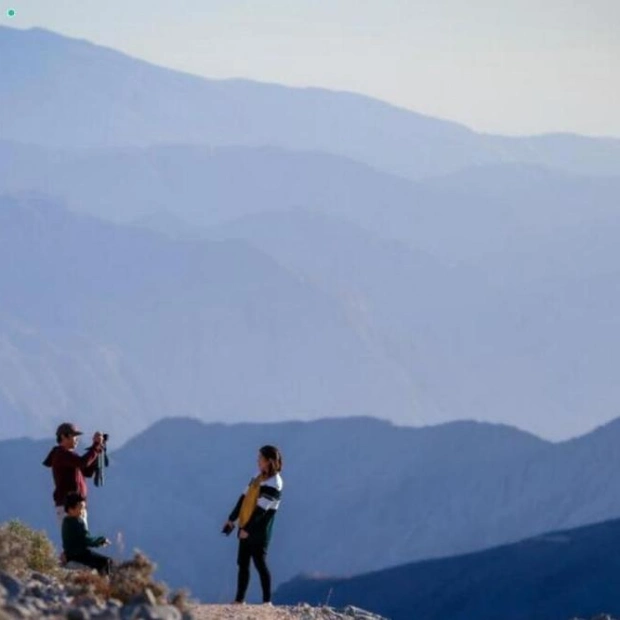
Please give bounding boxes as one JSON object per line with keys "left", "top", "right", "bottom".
{"left": 190, "top": 604, "right": 386, "bottom": 620}
{"left": 0, "top": 570, "right": 189, "bottom": 620}
{"left": 0, "top": 570, "right": 387, "bottom": 620}
{"left": 191, "top": 604, "right": 385, "bottom": 619}
{"left": 2, "top": 569, "right": 617, "bottom": 620}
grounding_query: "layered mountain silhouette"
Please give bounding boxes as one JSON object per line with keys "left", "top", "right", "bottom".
{"left": 2, "top": 26, "right": 620, "bottom": 440}
{"left": 1, "top": 26, "right": 620, "bottom": 180}
{"left": 276, "top": 518, "right": 620, "bottom": 620}
{"left": 2, "top": 416, "right": 620, "bottom": 602}
{"left": 2, "top": 20, "right": 619, "bottom": 619}
{"left": 2, "top": 159, "right": 620, "bottom": 438}
{"left": 0, "top": 195, "right": 418, "bottom": 441}
{"left": 204, "top": 200, "right": 620, "bottom": 440}
{"left": 4, "top": 141, "right": 620, "bottom": 255}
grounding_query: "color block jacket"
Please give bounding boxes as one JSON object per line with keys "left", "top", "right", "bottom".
{"left": 229, "top": 473, "right": 283, "bottom": 547}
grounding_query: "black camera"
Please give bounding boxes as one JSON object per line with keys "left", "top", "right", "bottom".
{"left": 222, "top": 522, "right": 235, "bottom": 536}
{"left": 94, "top": 433, "right": 110, "bottom": 488}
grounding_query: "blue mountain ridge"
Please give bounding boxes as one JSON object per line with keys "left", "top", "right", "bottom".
{"left": 275, "top": 517, "right": 620, "bottom": 620}
{"left": 2, "top": 416, "right": 620, "bottom": 603}
{"left": 1, "top": 26, "right": 620, "bottom": 179}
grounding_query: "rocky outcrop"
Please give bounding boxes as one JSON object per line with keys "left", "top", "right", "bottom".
{"left": 0, "top": 571, "right": 386, "bottom": 620}
{"left": 0, "top": 570, "right": 187, "bottom": 619}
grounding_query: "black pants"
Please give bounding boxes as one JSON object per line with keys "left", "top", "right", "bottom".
{"left": 236, "top": 539, "right": 271, "bottom": 603}
{"left": 67, "top": 550, "right": 113, "bottom": 576}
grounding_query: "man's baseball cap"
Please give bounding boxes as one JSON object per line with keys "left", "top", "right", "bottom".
{"left": 56, "top": 423, "right": 83, "bottom": 438}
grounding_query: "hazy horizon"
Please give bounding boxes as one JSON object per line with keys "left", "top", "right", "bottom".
{"left": 3, "top": 0, "right": 619, "bottom": 138}
{"left": 1, "top": 4, "right": 619, "bottom": 445}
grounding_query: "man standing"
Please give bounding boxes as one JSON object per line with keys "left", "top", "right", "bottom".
{"left": 43, "top": 423, "right": 104, "bottom": 528}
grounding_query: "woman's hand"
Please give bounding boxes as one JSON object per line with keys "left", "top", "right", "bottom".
{"left": 238, "top": 529, "right": 249, "bottom": 540}
{"left": 222, "top": 521, "right": 235, "bottom": 535}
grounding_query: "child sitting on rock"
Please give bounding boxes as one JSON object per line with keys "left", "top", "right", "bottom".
{"left": 62, "top": 492, "right": 113, "bottom": 575}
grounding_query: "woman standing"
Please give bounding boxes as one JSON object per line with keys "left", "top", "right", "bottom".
{"left": 223, "top": 445, "right": 284, "bottom": 605}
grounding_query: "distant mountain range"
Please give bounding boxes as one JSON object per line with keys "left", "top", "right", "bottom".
{"left": 1, "top": 25, "right": 620, "bottom": 440}
{"left": 1, "top": 26, "right": 620, "bottom": 180}
{"left": 276, "top": 518, "right": 620, "bottom": 620}
{"left": 2, "top": 23, "right": 620, "bottom": 617}
{"left": 4, "top": 141, "right": 620, "bottom": 257}
{"left": 0, "top": 195, "right": 418, "bottom": 441}
{"left": 2, "top": 180, "right": 619, "bottom": 439}
{"left": 2, "top": 416, "right": 620, "bottom": 603}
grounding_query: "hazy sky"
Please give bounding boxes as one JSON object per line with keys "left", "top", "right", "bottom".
{"left": 5, "top": 0, "right": 620, "bottom": 136}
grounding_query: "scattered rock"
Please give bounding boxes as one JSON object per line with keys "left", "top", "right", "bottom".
{"left": 29, "top": 573, "right": 54, "bottom": 586}
{"left": 91, "top": 611, "right": 121, "bottom": 620}
{"left": 66, "top": 608, "right": 91, "bottom": 620}
{"left": 119, "top": 604, "right": 143, "bottom": 620}
{"left": 342, "top": 606, "right": 381, "bottom": 619}
{"left": 120, "top": 604, "right": 181, "bottom": 620}
{"left": 189, "top": 603, "right": 389, "bottom": 620}
{"left": 11, "top": 569, "right": 616, "bottom": 620}
{"left": 73, "top": 596, "right": 100, "bottom": 609}
{"left": 64, "top": 563, "right": 93, "bottom": 572}
{"left": 0, "top": 573, "right": 23, "bottom": 600}
{"left": 127, "top": 588, "right": 158, "bottom": 608}
{"left": 2, "top": 603, "right": 32, "bottom": 618}
{"left": 143, "top": 606, "right": 182, "bottom": 620}
{"left": 97, "top": 614, "right": 120, "bottom": 620}
{"left": 0, "top": 571, "right": 192, "bottom": 620}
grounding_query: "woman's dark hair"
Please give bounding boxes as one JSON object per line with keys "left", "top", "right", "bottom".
{"left": 259, "top": 445, "right": 283, "bottom": 477}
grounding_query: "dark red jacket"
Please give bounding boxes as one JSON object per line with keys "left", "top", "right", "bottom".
{"left": 42, "top": 445, "right": 102, "bottom": 506}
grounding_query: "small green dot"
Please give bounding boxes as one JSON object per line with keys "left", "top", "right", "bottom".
{"left": 7, "top": 8, "right": 16, "bottom": 17}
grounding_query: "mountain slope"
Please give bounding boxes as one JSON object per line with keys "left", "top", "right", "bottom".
{"left": 2, "top": 26, "right": 620, "bottom": 179}
{"left": 2, "top": 141, "right": 619, "bottom": 260}
{"left": 2, "top": 142, "right": 620, "bottom": 439}
{"left": 3, "top": 142, "right": 620, "bottom": 439}
{"left": 4, "top": 416, "right": 620, "bottom": 603}
{"left": 204, "top": 201, "right": 620, "bottom": 440}
{"left": 0, "top": 195, "right": 418, "bottom": 440}
{"left": 0, "top": 142, "right": 420, "bottom": 229}
{"left": 275, "top": 518, "right": 620, "bottom": 620}
{"left": 0, "top": 416, "right": 551, "bottom": 602}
